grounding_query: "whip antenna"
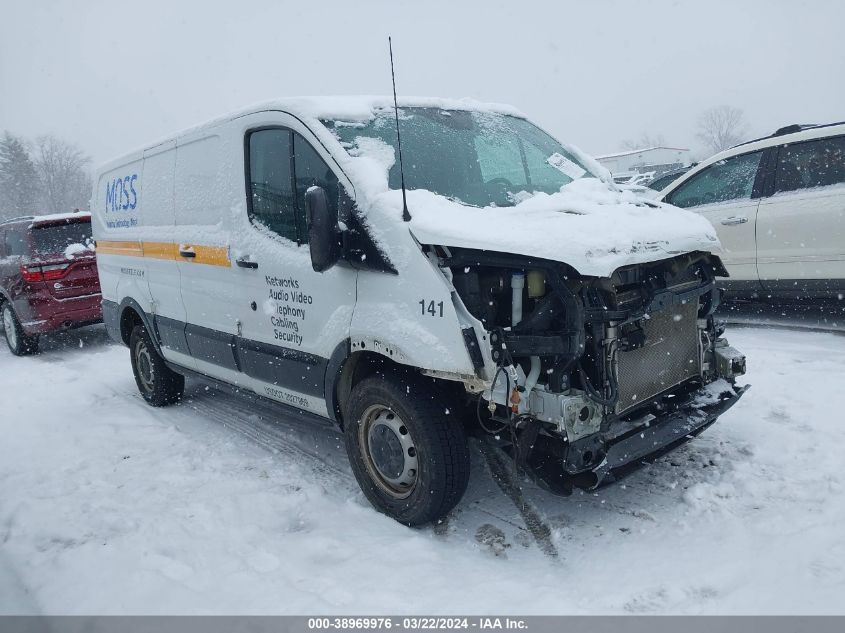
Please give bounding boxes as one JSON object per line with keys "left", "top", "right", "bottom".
{"left": 389, "top": 36, "right": 411, "bottom": 222}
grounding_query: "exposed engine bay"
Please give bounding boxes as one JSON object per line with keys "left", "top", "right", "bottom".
{"left": 432, "top": 246, "right": 748, "bottom": 494}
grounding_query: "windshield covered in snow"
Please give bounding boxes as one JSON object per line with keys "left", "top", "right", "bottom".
{"left": 31, "top": 221, "right": 93, "bottom": 257}
{"left": 324, "top": 108, "right": 595, "bottom": 207}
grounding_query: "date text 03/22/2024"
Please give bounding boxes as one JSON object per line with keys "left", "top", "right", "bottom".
{"left": 307, "top": 617, "right": 528, "bottom": 630}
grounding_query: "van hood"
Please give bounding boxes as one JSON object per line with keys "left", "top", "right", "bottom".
{"left": 402, "top": 178, "right": 720, "bottom": 277}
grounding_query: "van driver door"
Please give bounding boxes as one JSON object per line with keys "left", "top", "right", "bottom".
{"left": 233, "top": 115, "right": 357, "bottom": 418}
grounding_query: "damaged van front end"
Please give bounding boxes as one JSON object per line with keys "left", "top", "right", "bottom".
{"left": 435, "top": 245, "right": 747, "bottom": 494}
{"left": 323, "top": 99, "right": 747, "bottom": 518}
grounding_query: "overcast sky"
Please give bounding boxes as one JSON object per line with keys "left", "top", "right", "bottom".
{"left": 2, "top": 0, "right": 843, "bottom": 166}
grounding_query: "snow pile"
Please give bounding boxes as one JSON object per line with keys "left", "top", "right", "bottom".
{"left": 64, "top": 242, "right": 92, "bottom": 259}
{"left": 691, "top": 378, "right": 737, "bottom": 408}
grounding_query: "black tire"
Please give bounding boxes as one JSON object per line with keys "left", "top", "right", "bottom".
{"left": 129, "top": 324, "right": 184, "bottom": 406}
{"left": 2, "top": 302, "right": 39, "bottom": 356}
{"left": 344, "top": 372, "right": 470, "bottom": 526}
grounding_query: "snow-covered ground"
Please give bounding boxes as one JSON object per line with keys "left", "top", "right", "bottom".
{"left": 1, "top": 324, "right": 843, "bottom": 614}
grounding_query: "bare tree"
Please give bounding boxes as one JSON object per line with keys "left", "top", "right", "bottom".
{"left": 696, "top": 105, "right": 749, "bottom": 157}
{"left": 34, "top": 135, "right": 92, "bottom": 214}
{"left": 0, "top": 132, "right": 40, "bottom": 220}
{"left": 621, "top": 133, "right": 666, "bottom": 151}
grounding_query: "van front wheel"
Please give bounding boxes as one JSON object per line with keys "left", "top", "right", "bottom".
{"left": 129, "top": 324, "right": 184, "bottom": 406}
{"left": 345, "top": 373, "right": 470, "bottom": 526}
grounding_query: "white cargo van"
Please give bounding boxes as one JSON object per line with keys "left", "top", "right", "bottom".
{"left": 93, "top": 97, "right": 747, "bottom": 525}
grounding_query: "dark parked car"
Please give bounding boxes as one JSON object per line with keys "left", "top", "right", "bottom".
{"left": 0, "top": 212, "right": 102, "bottom": 355}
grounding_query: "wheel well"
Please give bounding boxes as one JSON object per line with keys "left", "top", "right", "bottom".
{"left": 334, "top": 351, "right": 397, "bottom": 427}
{"left": 119, "top": 306, "right": 144, "bottom": 345}
{"left": 333, "top": 351, "right": 465, "bottom": 430}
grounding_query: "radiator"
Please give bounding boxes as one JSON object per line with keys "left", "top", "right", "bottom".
{"left": 614, "top": 301, "right": 701, "bottom": 414}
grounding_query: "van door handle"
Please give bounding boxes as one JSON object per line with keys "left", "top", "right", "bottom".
{"left": 720, "top": 216, "right": 748, "bottom": 226}
{"left": 235, "top": 257, "right": 258, "bottom": 269}
{"left": 178, "top": 246, "right": 196, "bottom": 258}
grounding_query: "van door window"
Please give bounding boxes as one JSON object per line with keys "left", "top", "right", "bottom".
{"left": 292, "top": 134, "right": 339, "bottom": 244}
{"left": 247, "top": 129, "right": 298, "bottom": 242}
{"left": 667, "top": 150, "right": 763, "bottom": 209}
{"left": 775, "top": 136, "right": 845, "bottom": 193}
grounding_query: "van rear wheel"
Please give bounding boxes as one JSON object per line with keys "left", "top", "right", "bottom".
{"left": 2, "top": 303, "right": 39, "bottom": 356}
{"left": 129, "top": 324, "right": 184, "bottom": 406}
{"left": 345, "top": 372, "right": 470, "bottom": 526}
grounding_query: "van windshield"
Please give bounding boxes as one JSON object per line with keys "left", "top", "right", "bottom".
{"left": 324, "top": 108, "right": 595, "bottom": 207}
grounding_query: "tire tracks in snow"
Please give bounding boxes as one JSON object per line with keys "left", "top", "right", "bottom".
{"left": 102, "top": 376, "right": 559, "bottom": 554}
{"left": 101, "top": 379, "right": 353, "bottom": 490}
{"left": 175, "top": 391, "right": 354, "bottom": 490}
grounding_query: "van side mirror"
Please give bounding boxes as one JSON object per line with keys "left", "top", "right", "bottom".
{"left": 305, "top": 186, "right": 340, "bottom": 272}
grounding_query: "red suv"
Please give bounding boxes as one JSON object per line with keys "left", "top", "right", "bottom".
{"left": 0, "top": 212, "right": 102, "bottom": 355}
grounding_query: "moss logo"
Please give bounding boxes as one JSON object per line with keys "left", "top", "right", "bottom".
{"left": 105, "top": 175, "right": 138, "bottom": 212}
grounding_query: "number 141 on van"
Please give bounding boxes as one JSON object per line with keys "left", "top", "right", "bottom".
{"left": 419, "top": 299, "right": 444, "bottom": 317}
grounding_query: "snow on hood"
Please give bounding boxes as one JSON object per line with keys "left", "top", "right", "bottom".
{"left": 309, "top": 101, "right": 719, "bottom": 278}
{"left": 378, "top": 178, "right": 720, "bottom": 277}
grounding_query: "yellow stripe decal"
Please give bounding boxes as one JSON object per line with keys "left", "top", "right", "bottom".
{"left": 188, "top": 245, "right": 231, "bottom": 267}
{"left": 96, "top": 240, "right": 144, "bottom": 256}
{"left": 141, "top": 241, "right": 178, "bottom": 261}
{"left": 97, "top": 240, "right": 231, "bottom": 267}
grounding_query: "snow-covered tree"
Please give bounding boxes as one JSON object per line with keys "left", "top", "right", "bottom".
{"left": 0, "top": 132, "right": 40, "bottom": 220}
{"left": 696, "top": 105, "right": 749, "bottom": 157}
{"left": 34, "top": 135, "right": 92, "bottom": 214}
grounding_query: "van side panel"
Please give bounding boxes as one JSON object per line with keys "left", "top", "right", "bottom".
{"left": 174, "top": 133, "right": 242, "bottom": 374}
{"left": 92, "top": 153, "right": 148, "bottom": 314}
{"left": 135, "top": 141, "right": 194, "bottom": 362}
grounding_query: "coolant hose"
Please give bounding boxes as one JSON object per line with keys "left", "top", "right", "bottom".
{"left": 577, "top": 361, "right": 618, "bottom": 408}
{"left": 524, "top": 356, "right": 541, "bottom": 396}
{"left": 511, "top": 273, "right": 524, "bottom": 326}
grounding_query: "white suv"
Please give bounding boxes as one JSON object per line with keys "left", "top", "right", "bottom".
{"left": 659, "top": 122, "right": 845, "bottom": 299}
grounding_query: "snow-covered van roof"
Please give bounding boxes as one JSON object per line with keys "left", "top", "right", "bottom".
{"left": 97, "top": 96, "right": 526, "bottom": 172}
{"left": 95, "top": 97, "right": 721, "bottom": 278}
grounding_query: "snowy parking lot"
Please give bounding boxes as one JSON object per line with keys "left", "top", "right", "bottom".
{"left": 1, "top": 322, "right": 844, "bottom": 615}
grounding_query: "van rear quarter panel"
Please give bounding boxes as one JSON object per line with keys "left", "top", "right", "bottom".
{"left": 93, "top": 153, "right": 147, "bottom": 307}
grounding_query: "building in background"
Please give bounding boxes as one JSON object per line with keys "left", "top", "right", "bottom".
{"left": 596, "top": 146, "right": 692, "bottom": 183}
